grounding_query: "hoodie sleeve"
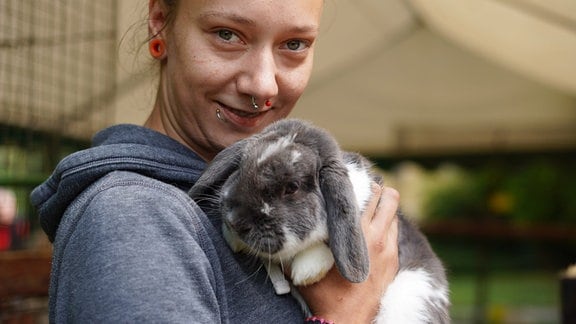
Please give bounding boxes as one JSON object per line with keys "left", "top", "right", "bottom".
{"left": 49, "top": 171, "right": 226, "bottom": 323}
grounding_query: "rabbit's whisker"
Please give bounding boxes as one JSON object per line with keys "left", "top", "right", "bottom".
{"left": 234, "top": 255, "right": 264, "bottom": 286}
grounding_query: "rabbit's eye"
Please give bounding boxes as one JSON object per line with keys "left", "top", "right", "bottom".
{"left": 284, "top": 181, "right": 300, "bottom": 195}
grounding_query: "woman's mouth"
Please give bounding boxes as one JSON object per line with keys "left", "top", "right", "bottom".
{"left": 217, "top": 102, "right": 270, "bottom": 128}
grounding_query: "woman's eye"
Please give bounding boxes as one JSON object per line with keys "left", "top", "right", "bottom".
{"left": 285, "top": 39, "right": 307, "bottom": 51}
{"left": 217, "top": 29, "right": 238, "bottom": 42}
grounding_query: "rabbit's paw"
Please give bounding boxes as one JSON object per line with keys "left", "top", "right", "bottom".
{"left": 291, "top": 243, "right": 334, "bottom": 286}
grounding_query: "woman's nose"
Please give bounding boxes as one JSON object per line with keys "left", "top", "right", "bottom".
{"left": 237, "top": 47, "right": 279, "bottom": 103}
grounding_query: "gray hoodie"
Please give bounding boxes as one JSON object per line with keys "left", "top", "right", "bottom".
{"left": 31, "top": 124, "right": 303, "bottom": 323}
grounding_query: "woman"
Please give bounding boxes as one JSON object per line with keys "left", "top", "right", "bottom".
{"left": 32, "top": 0, "right": 399, "bottom": 322}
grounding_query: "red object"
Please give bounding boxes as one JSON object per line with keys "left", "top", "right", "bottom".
{"left": 265, "top": 99, "right": 272, "bottom": 107}
{"left": 0, "top": 225, "right": 11, "bottom": 250}
{"left": 149, "top": 38, "right": 166, "bottom": 59}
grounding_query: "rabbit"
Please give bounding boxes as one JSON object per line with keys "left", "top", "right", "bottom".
{"left": 189, "top": 119, "right": 450, "bottom": 323}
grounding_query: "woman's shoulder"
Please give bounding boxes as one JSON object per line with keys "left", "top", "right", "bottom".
{"left": 91, "top": 169, "right": 194, "bottom": 202}
{"left": 92, "top": 169, "right": 202, "bottom": 217}
{"left": 58, "top": 170, "right": 214, "bottom": 245}
{"left": 48, "top": 171, "right": 234, "bottom": 323}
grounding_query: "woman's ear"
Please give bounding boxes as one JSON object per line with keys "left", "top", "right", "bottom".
{"left": 149, "top": 0, "right": 169, "bottom": 38}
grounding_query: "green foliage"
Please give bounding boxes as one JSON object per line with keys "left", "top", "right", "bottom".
{"left": 556, "top": 167, "right": 576, "bottom": 223}
{"left": 424, "top": 166, "right": 488, "bottom": 220}
{"left": 422, "top": 158, "right": 576, "bottom": 224}
{"left": 502, "top": 160, "right": 560, "bottom": 223}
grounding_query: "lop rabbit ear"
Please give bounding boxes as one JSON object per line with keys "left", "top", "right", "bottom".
{"left": 320, "top": 160, "right": 370, "bottom": 283}
{"left": 189, "top": 139, "right": 247, "bottom": 201}
{"left": 280, "top": 118, "right": 370, "bottom": 283}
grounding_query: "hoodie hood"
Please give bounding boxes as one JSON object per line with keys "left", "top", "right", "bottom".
{"left": 31, "top": 124, "right": 207, "bottom": 242}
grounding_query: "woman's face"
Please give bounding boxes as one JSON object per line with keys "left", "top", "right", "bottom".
{"left": 148, "top": 0, "right": 324, "bottom": 160}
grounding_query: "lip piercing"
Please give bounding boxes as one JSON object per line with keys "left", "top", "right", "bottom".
{"left": 216, "top": 108, "right": 226, "bottom": 122}
{"left": 251, "top": 96, "right": 259, "bottom": 110}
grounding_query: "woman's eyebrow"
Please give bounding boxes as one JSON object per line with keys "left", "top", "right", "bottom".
{"left": 197, "top": 11, "right": 318, "bottom": 34}
{"left": 198, "top": 11, "right": 257, "bottom": 26}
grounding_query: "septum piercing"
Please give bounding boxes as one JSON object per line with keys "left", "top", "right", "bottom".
{"left": 251, "top": 96, "right": 259, "bottom": 110}
{"left": 252, "top": 96, "right": 273, "bottom": 110}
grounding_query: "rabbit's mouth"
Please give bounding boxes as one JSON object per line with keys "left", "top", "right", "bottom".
{"left": 240, "top": 232, "right": 285, "bottom": 257}
{"left": 223, "top": 218, "right": 286, "bottom": 257}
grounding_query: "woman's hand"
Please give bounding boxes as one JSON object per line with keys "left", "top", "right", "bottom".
{"left": 297, "top": 184, "right": 400, "bottom": 323}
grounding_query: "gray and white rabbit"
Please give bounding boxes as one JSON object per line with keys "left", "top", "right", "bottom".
{"left": 189, "top": 119, "right": 450, "bottom": 323}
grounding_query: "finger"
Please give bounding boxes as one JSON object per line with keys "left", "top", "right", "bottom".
{"left": 361, "top": 183, "right": 383, "bottom": 228}
{"left": 370, "top": 187, "right": 399, "bottom": 232}
{"left": 386, "top": 214, "right": 399, "bottom": 248}
{"left": 385, "top": 215, "right": 400, "bottom": 272}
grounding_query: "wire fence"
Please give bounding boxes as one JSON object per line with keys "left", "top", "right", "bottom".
{"left": 1, "top": 0, "right": 118, "bottom": 139}
{"left": 0, "top": 0, "right": 119, "bottom": 247}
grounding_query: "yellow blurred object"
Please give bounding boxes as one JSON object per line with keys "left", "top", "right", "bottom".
{"left": 488, "top": 191, "right": 514, "bottom": 215}
{"left": 563, "top": 264, "right": 576, "bottom": 278}
{"left": 488, "top": 304, "right": 506, "bottom": 324}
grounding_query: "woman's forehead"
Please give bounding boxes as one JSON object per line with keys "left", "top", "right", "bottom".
{"left": 181, "top": 0, "right": 324, "bottom": 30}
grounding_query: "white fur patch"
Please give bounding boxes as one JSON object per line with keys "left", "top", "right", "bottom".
{"left": 271, "top": 224, "right": 328, "bottom": 262}
{"left": 346, "top": 162, "right": 373, "bottom": 211}
{"left": 290, "top": 243, "right": 334, "bottom": 286}
{"left": 257, "top": 134, "right": 296, "bottom": 165}
{"left": 260, "top": 202, "right": 273, "bottom": 216}
{"left": 291, "top": 149, "right": 302, "bottom": 164}
{"left": 376, "top": 268, "right": 449, "bottom": 323}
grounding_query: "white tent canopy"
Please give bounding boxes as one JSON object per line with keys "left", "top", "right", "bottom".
{"left": 291, "top": 0, "right": 576, "bottom": 155}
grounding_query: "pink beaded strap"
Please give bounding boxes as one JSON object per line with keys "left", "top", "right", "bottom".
{"left": 304, "top": 316, "right": 335, "bottom": 324}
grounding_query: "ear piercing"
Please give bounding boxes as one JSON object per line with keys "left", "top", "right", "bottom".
{"left": 149, "top": 38, "right": 166, "bottom": 59}
{"left": 251, "top": 96, "right": 272, "bottom": 110}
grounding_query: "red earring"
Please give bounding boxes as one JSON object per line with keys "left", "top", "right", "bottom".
{"left": 265, "top": 99, "right": 272, "bottom": 107}
{"left": 149, "top": 38, "right": 166, "bottom": 59}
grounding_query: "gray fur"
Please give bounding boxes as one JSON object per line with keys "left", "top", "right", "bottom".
{"left": 190, "top": 119, "right": 450, "bottom": 323}
{"left": 190, "top": 119, "right": 369, "bottom": 282}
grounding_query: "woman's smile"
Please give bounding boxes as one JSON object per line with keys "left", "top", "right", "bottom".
{"left": 217, "top": 101, "right": 272, "bottom": 128}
